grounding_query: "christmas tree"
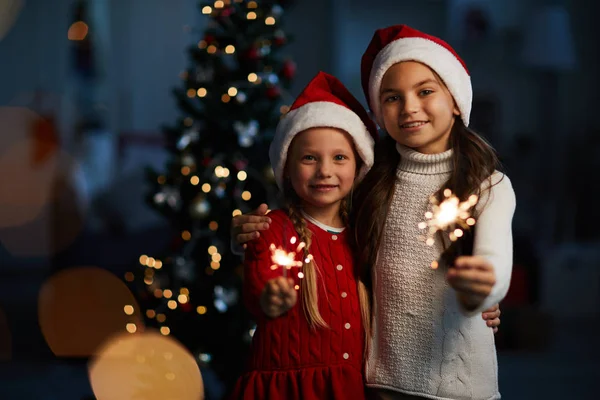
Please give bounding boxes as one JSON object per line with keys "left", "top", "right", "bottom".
{"left": 126, "top": 0, "right": 296, "bottom": 394}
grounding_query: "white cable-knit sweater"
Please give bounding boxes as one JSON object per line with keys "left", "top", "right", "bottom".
{"left": 365, "top": 144, "right": 516, "bottom": 400}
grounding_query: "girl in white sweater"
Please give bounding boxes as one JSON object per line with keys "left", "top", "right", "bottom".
{"left": 351, "top": 25, "right": 515, "bottom": 399}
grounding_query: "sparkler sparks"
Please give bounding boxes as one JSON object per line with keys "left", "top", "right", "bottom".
{"left": 269, "top": 237, "right": 309, "bottom": 283}
{"left": 418, "top": 189, "right": 478, "bottom": 251}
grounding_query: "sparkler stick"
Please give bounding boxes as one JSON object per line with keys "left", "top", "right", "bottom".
{"left": 418, "top": 189, "right": 478, "bottom": 269}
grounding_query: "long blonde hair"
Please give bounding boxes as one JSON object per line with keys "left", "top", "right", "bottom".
{"left": 282, "top": 153, "right": 369, "bottom": 333}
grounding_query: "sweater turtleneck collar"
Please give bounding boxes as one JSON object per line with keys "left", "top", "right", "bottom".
{"left": 396, "top": 143, "right": 454, "bottom": 175}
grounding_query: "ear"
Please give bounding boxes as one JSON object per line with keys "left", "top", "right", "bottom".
{"left": 452, "top": 101, "right": 461, "bottom": 117}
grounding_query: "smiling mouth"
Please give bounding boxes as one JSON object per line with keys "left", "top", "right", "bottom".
{"left": 400, "top": 121, "right": 428, "bottom": 128}
{"left": 310, "top": 184, "right": 338, "bottom": 190}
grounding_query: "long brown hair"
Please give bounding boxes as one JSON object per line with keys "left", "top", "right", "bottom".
{"left": 351, "top": 117, "right": 502, "bottom": 340}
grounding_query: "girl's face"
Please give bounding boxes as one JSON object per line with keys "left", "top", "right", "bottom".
{"left": 286, "top": 127, "right": 357, "bottom": 218}
{"left": 379, "top": 61, "right": 460, "bottom": 154}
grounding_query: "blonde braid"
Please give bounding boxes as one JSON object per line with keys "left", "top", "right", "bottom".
{"left": 287, "top": 203, "right": 329, "bottom": 329}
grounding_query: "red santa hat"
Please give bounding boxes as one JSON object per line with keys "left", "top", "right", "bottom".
{"left": 361, "top": 24, "right": 472, "bottom": 127}
{"left": 270, "top": 71, "right": 378, "bottom": 190}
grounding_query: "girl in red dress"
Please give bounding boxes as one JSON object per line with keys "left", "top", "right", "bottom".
{"left": 230, "top": 71, "right": 379, "bottom": 400}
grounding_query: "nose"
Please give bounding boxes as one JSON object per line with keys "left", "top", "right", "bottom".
{"left": 317, "top": 160, "right": 333, "bottom": 178}
{"left": 401, "top": 94, "right": 419, "bottom": 115}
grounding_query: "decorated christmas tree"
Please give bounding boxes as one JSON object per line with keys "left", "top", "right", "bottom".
{"left": 126, "top": 0, "right": 296, "bottom": 393}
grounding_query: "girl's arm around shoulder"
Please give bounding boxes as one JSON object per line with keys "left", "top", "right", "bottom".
{"left": 466, "top": 172, "right": 516, "bottom": 315}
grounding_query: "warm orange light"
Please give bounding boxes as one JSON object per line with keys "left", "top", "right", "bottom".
{"left": 88, "top": 331, "right": 203, "bottom": 399}
{"left": 68, "top": 21, "right": 88, "bottom": 41}
{"left": 178, "top": 294, "right": 188, "bottom": 304}
{"left": 38, "top": 266, "right": 143, "bottom": 357}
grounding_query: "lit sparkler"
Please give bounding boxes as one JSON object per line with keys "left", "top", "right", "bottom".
{"left": 418, "top": 189, "right": 478, "bottom": 268}
{"left": 269, "top": 237, "right": 309, "bottom": 286}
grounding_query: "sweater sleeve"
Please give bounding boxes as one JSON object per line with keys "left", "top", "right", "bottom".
{"left": 463, "top": 172, "right": 516, "bottom": 316}
{"left": 243, "top": 214, "right": 286, "bottom": 319}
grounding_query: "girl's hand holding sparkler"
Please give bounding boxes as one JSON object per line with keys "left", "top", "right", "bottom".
{"left": 446, "top": 255, "right": 496, "bottom": 311}
{"left": 260, "top": 276, "right": 298, "bottom": 318}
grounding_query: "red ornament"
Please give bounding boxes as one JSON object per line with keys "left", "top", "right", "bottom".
{"left": 220, "top": 6, "right": 234, "bottom": 18}
{"left": 274, "top": 31, "right": 287, "bottom": 46}
{"left": 281, "top": 60, "right": 296, "bottom": 80}
{"left": 170, "top": 235, "right": 183, "bottom": 250}
{"left": 243, "top": 47, "right": 259, "bottom": 60}
{"left": 181, "top": 302, "right": 192, "bottom": 312}
{"left": 234, "top": 159, "right": 248, "bottom": 170}
{"left": 266, "top": 86, "right": 281, "bottom": 99}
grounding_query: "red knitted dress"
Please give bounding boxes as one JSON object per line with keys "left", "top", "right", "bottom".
{"left": 230, "top": 209, "right": 365, "bottom": 400}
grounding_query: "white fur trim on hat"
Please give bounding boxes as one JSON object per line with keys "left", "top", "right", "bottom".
{"left": 368, "top": 37, "right": 472, "bottom": 128}
{"left": 269, "top": 101, "right": 375, "bottom": 190}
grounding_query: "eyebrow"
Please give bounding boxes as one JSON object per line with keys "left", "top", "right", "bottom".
{"left": 380, "top": 78, "right": 439, "bottom": 94}
{"left": 300, "top": 148, "right": 351, "bottom": 154}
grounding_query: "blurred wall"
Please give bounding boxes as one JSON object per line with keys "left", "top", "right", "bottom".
{"left": 0, "top": 0, "right": 598, "bottom": 237}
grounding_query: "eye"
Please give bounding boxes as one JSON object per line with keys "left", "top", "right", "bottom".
{"left": 334, "top": 154, "right": 347, "bottom": 161}
{"left": 384, "top": 95, "right": 400, "bottom": 103}
{"left": 419, "top": 89, "right": 433, "bottom": 96}
{"left": 302, "top": 155, "right": 316, "bottom": 161}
